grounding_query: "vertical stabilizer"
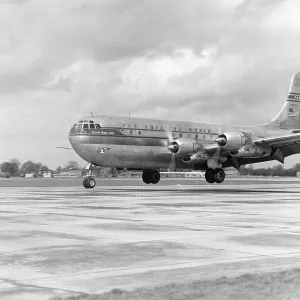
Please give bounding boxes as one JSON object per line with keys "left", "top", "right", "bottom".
{"left": 265, "top": 72, "right": 300, "bottom": 130}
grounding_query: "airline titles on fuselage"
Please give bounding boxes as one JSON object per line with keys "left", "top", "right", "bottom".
{"left": 72, "top": 119, "right": 218, "bottom": 141}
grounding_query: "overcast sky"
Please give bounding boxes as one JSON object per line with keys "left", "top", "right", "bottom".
{"left": 1, "top": 0, "right": 300, "bottom": 169}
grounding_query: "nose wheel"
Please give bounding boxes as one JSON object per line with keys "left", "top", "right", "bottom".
{"left": 83, "top": 177, "right": 96, "bottom": 188}
{"left": 205, "top": 168, "right": 225, "bottom": 184}
{"left": 83, "top": 162, "right": 96, "bottom": 188}
{"left": 142, "top": 170, "right": 160, "bottom": 184}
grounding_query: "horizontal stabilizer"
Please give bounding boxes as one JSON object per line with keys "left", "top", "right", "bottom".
{"left": 254, "top": 132, "right": 300, "bottom": 147}
{"left": 56, "top": 146, "right": 73, "bottom": 150}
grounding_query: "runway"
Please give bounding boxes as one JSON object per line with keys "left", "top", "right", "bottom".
{"left": 1, "top": 177, "right": 300, "bottom": 299}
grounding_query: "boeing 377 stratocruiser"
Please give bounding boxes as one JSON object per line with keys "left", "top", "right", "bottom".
{"left": 69, "top": 72, "right": 300, "bottom": 188}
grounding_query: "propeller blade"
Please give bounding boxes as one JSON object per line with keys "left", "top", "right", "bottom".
{"left": 168, "top": 153, "right": 176, "bottom": 172}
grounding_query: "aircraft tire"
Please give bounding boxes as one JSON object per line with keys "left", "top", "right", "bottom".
{"left": 83, "top": 177, "right": 96, "bottom": 188}
{"left": 151, "top": 170, "right": 160, "bottom": 184}
{"left": 205, "top": 169, "right": 215, "bottom": 184}
{"left": 214, "top": 169, "right": 225, "bottom": 184}
{"left": 142, "top": 172, "right": 151, "bottom": 184}
{"left": 83, "top": 178, "right": 89, "bottom": 188}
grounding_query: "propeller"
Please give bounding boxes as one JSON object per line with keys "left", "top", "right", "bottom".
{"left": 168, "top": 142, "right": 179, "bottom": 153}
{"left": 215, "top": 135, "right": 226, "bottom": 146}
{"left": 165, "top": 129, "right": 177, "bottom": 171}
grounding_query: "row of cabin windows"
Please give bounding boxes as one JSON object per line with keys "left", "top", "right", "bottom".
{"left": 128, "top": 130, "right": 214, "bottom": 140}
{"left": 123, "top": 123, "right": 212, "bottom": 133}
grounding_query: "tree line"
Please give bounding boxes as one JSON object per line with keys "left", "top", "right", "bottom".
{"left": 0, "top": 159, "right": 81, "bottom": 177}
{"left": 240, "top": 163, "right": 300, "bottom": 177}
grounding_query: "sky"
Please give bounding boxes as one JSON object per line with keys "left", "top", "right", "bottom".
{"left": 1, "top": 0, "right": 300, "bottom": 169}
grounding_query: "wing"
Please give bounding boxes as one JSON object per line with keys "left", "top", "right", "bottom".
{"left": 254, "top": 132, "right": 300, "bottom": 147}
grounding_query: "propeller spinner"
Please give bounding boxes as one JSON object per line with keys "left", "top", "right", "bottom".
{"left": 168, "top": 142, "right": 179, "bottom": 153}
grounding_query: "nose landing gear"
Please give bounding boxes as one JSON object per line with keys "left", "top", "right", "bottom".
{"left": 83, "top": 177, "right": 96, "bottom": 188}
{"left": 142, "top": 170, "right": 160, "bottom": 184}
{"left": 83, "top": 163, "right": 96, "bottom": 188}
{"left": 205, "top": 168, "right": 225, "bottom": 184}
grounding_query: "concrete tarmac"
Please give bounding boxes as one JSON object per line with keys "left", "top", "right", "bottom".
{"left": 1, "top": 177, "right": 300, "bottom": 299}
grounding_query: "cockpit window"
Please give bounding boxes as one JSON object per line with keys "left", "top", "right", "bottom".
{"left": 75, "top": 119, "right": 100, "bottom": 130}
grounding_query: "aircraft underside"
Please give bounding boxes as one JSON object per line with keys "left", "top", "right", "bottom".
{"left": 74, "top": 143, "right": 289, "bottom": 188}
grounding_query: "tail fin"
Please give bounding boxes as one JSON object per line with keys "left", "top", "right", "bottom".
{"left": 265, "top": 72, "right": 300, "bottom": 130}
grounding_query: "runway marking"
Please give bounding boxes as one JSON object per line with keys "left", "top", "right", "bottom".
{"left": 1, "top": 180, "right": 300, "bottom": 297}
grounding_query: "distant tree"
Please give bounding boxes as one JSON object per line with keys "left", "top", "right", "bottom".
{"left": 10, "top": 158, "right": 21, "bottom": 168}
{"left": 20, "top": 161, "right": 40, "bottom": 174}
{"left": 56, "top": 166, "right": 62, "bottom": 173}
{"left": 1, "top": 162, "right": 19, "bottom": 176}
{"left": 64, "top": 160, "right": 81, "bottom": 170}
{"left": 36, "top": 162, "right": 49, "bottom": 173}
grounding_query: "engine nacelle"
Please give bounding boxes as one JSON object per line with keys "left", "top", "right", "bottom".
{"left": 216, "top": 131, "right": 272, "bottom": 158}
{"left": 230, "top": 145, "right": 272, "bottom": 158}
{"left": 216, "top": 132, "right": 249, "bottom": 151}
{"left": 168, "top": 138, "right": 200, "bottom": 157}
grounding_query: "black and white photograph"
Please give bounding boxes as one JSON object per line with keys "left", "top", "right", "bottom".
{"left": 1, "top": 0, "right": 300, "bottom": 299}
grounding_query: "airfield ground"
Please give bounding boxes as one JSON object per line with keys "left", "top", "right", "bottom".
{"left": 1, "top": 177, "right": 300, "bottom": 300}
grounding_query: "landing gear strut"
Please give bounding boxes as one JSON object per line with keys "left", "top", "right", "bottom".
{"left": 205, "top": 168, "right": 225, "bottom": 184}
{"left": 142, "top": 170, "right": 160, "bottom": 184}
{"left": 83, "top": 163, "right": 96, "bottom": 189}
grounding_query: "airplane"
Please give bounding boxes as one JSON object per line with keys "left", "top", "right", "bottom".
{"left": 69, "top": 72, "right": 300, "bottom": 188}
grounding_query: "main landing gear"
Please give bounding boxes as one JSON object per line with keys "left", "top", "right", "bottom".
{"left": 83, "top": 163, "right": 96, "bottom": 189}
{"left": 142, "top": 170, "right": 160, "bottom": 184}
{"left": 205, "top": 168, "right": 225, "bottom": 184}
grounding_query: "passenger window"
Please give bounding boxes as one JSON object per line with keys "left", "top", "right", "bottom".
{"left": 138, "top": 131, "right": 141, "bottom": 136}
{"left": 150, "top": 125, "right": 154, "bottom": 130}
{"left": 195, "top": 134, "right": 198, "bottom": 139}
{"left": 130, "top": 130, "right": 133, "bottom": 135}
{"left": 134, "top": 124, "right": 137, "bottom": 129}
{"left": 95, "top": 124, "right": 100, "bottom": 129}
{"left": 179, "top": 133, "right": 182, "bottom": 138}
{"left": 90, "top": 124, "right": 95, "bottom": 129}
{"left": 89, "top": 120, "right": 94, "bottom": 123}
{"left": 83, "top": 124, "right": 89, "bottom": 129}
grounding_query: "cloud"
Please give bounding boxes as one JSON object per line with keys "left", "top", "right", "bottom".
{"left": 1, "top": 0, "right": 300, "bottom": 167}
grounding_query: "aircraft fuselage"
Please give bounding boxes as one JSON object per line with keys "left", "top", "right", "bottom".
{"left": 69, "top": 115, "right": 290, "bottom": 170}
